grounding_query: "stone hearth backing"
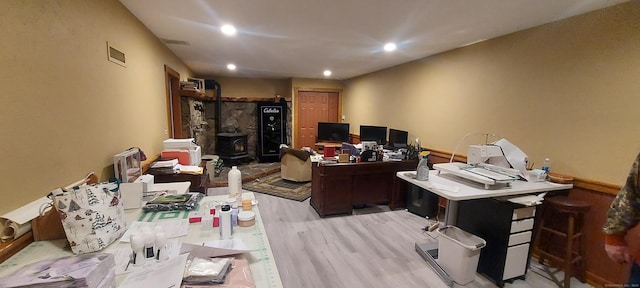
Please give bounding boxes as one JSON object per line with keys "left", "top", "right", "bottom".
{"left": 181, "top": 95, "right": 292, "bottom": 161}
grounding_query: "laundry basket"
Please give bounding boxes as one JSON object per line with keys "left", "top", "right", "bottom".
{"left": 437, "top": 226, "right": 486, "bottom": 285}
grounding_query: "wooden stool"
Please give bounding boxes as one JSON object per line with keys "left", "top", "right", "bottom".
{"left": 533, "top": 196, "right": 591, "bottom": 288}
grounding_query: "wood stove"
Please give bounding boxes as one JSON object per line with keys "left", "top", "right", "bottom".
{"left": 217, "top": 132, "right": 249, "bottom": 166}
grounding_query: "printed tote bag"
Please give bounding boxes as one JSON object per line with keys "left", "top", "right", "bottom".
{"left": 53, "top": 181, "right": 126, "bottom": 254}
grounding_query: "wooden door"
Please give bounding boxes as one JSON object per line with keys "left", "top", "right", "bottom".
{"left": 295, "top": 89, "right": 341, "bottom": 149}
{"left": 164, "top": 65, "right": 182, "bottom": 138}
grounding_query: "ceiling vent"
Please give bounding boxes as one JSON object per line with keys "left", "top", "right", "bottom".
{"left": 106, "top": 41, "right": 126, "bottom": 67}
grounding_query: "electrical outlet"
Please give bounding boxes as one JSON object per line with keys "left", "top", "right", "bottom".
{"left": 163, "top": 128, "right": 168, "bottom": 136}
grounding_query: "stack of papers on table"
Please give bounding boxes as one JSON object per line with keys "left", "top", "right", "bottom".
{"left": 177, "top": 165, "right": 203, "bottom": 175}
{"left": 149, "top": 159, "right": 179, "bottom": 174}
{"left": 151, "top": 159, "right": 179, "bottom": 168}
{"left": 0, "top": 253, "right": 115, "bottom": 288}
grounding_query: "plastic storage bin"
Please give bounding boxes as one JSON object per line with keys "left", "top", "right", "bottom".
{"left": 437, "top": 226, "right": 486, "bottom": 285}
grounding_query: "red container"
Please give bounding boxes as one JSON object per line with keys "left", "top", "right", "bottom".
{"left": 324, "top": 146, "right": 336, "bottom": 157}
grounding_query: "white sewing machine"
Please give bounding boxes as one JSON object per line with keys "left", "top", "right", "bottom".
{"left": 433, "top": 142, "right": 527, "bottom": 189}
{"left": 467, "top": 144, "right": 508, "bottom": 166}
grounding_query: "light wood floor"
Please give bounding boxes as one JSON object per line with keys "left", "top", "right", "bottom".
{"left": 209, "top": 188, "right": 593, "bottom": 288}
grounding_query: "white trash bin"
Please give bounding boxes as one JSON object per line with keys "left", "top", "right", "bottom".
{"left": 437, "top": 226, "right": 486, "bottom": 285}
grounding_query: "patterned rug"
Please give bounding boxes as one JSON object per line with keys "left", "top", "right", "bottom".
{"left": 242, "top": 172, "right": 311, "bottom": 201}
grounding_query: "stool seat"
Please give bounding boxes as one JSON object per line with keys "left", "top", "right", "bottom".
{"left": 533, "top": 196, "right": 591, "bottom": 288}
{"left": 546, "top": 197, "right": 591, "bottom": 213}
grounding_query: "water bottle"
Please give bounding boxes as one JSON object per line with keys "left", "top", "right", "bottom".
{"left": 220, "top": 205, "right": 232, "bottom": 239}
{"left": 416, "top": 154, "right": 430, "bottom": 181}
{"left": 541, "top": 158, "right": 551, "bottom": 173}
{"left": 228, "top": 166, "right": 242, "bottom": 200}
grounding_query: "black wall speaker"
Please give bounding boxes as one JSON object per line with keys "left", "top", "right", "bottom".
{"left": 257, "top": 102, "right": 286, "bottom": 162}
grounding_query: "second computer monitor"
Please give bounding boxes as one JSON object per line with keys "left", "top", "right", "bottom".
{"left": 388, "top": 128, "right": 408, "bottom": 149}
{"left": 359, "top": 125, "right": 387, "bottom": 145}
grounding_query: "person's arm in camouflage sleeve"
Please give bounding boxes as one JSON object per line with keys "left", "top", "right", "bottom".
{"left": 603, "top": 152, "right": 640, "bottom": 263}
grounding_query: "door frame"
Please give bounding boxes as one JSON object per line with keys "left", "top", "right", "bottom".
{"left": 164, "top": 65, "right": 182, "bottom": 138}
{"left": 293, "top": 87, "right": 343, "bottom": 148}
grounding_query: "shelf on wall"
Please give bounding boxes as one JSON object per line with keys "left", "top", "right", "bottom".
{"left": 180, "top": 89, "right": 212, "bottom": 101}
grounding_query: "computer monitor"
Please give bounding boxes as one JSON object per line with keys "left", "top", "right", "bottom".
{"left": 359, "top": 125, "right": 387, "bottom": 145}
{"left": 317, "top": 122, "right": 350, "bottom": 143}
{"left": 388, "top": 128, "right": 408, "bottom": 149}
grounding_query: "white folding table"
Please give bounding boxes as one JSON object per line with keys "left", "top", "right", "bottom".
{"left": 397, "top": 169, "right": 572, "bottom": 286}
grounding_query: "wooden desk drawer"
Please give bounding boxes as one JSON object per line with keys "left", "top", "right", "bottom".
{"left": 510, "top": 218, "right": 534, "bottom": 233}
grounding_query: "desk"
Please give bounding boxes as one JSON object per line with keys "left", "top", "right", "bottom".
{"left": 0, "top": 182, "right": 282, "bottom": 288}
{"left": 310, "top": 160, "right": 417, "bottom": 217}
{"left": 397, "top": 170, "right": 572, "bottom": 287}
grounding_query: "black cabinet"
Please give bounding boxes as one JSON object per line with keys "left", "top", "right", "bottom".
{"left": 257, "top": 102, "right": 286, "bottom": 162}
{"left": 406, "top": 185, "right": 439, "bottom": 218}
{"left": 456, "top": 198, "right": 536, "bottom": 287}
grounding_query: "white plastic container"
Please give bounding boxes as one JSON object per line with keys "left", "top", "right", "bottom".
{"left": 437, "top": 226, "right": 486, "bottom": 285}
{"left": 228, "top": 166, "right": 242, "bottom": 200}
{"left": 219, "top": 205, "right": 232, "bottom": 239}
{"left": 205, "top": 156, "right": 220, "bottom": 182}
{"left": 237, "top": 211, "right": 256, "bottom": 227}
{"left": 163, "top": 138, "right": 196, "bottom": 150}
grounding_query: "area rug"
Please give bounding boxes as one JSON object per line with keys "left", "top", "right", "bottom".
{"left": 242, "top": 172, "right": 311, "bottom": 201}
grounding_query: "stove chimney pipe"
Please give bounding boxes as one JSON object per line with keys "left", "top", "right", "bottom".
{"left": 206, "top": 80, "right": 222, "bottom": 134}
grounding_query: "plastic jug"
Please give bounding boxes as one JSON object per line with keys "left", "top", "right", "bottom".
{"left": 228, "top": 166, "right": 242, "bottom": 200}
{"left": 416, "top": 151, "right": 430, "bottom": 181}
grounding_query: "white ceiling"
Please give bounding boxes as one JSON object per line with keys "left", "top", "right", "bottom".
{"left": 120, "top": 0, "right": 628, "bottom": 80}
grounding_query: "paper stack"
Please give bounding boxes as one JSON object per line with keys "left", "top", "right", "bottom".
{"left": 149, "top": 159, "right": 179, "bottom": 174}
{"left": 0, "top": 253, "right": 115, "bottom": 288}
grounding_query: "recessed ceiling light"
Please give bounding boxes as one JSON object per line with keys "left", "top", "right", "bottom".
{"left": 384, "top": 42, "right": 396, "bottom": 52}
{"left": 221, "top": 24, "right": 236, "bottom": 36}
{"left": 227, "top": 63, "right": 236, "bottom": 70}
{"left": 323, "top": 70, "right": 332, "bottom": 77}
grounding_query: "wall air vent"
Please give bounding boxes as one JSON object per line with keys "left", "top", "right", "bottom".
{"left": 106, "top": 41, "right": 126, "bottom": 67}
{"left": 160, "top": 38, "right": 190, "bottom": 45}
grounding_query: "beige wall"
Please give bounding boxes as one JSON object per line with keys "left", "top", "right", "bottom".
{"left": 202, "top": 76, "right": 291, "bottom": 99}
{"left": 0, "top": 0, "right": 192, "bottom": 215}
{"left": 291, "top": 78, "right": 346, "bottom": 91}
{"left": 200, "top": 76, "right": 346, "bottom": 99}
{"left": 344, "top": 1, "right": 640, "bottom": 185}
